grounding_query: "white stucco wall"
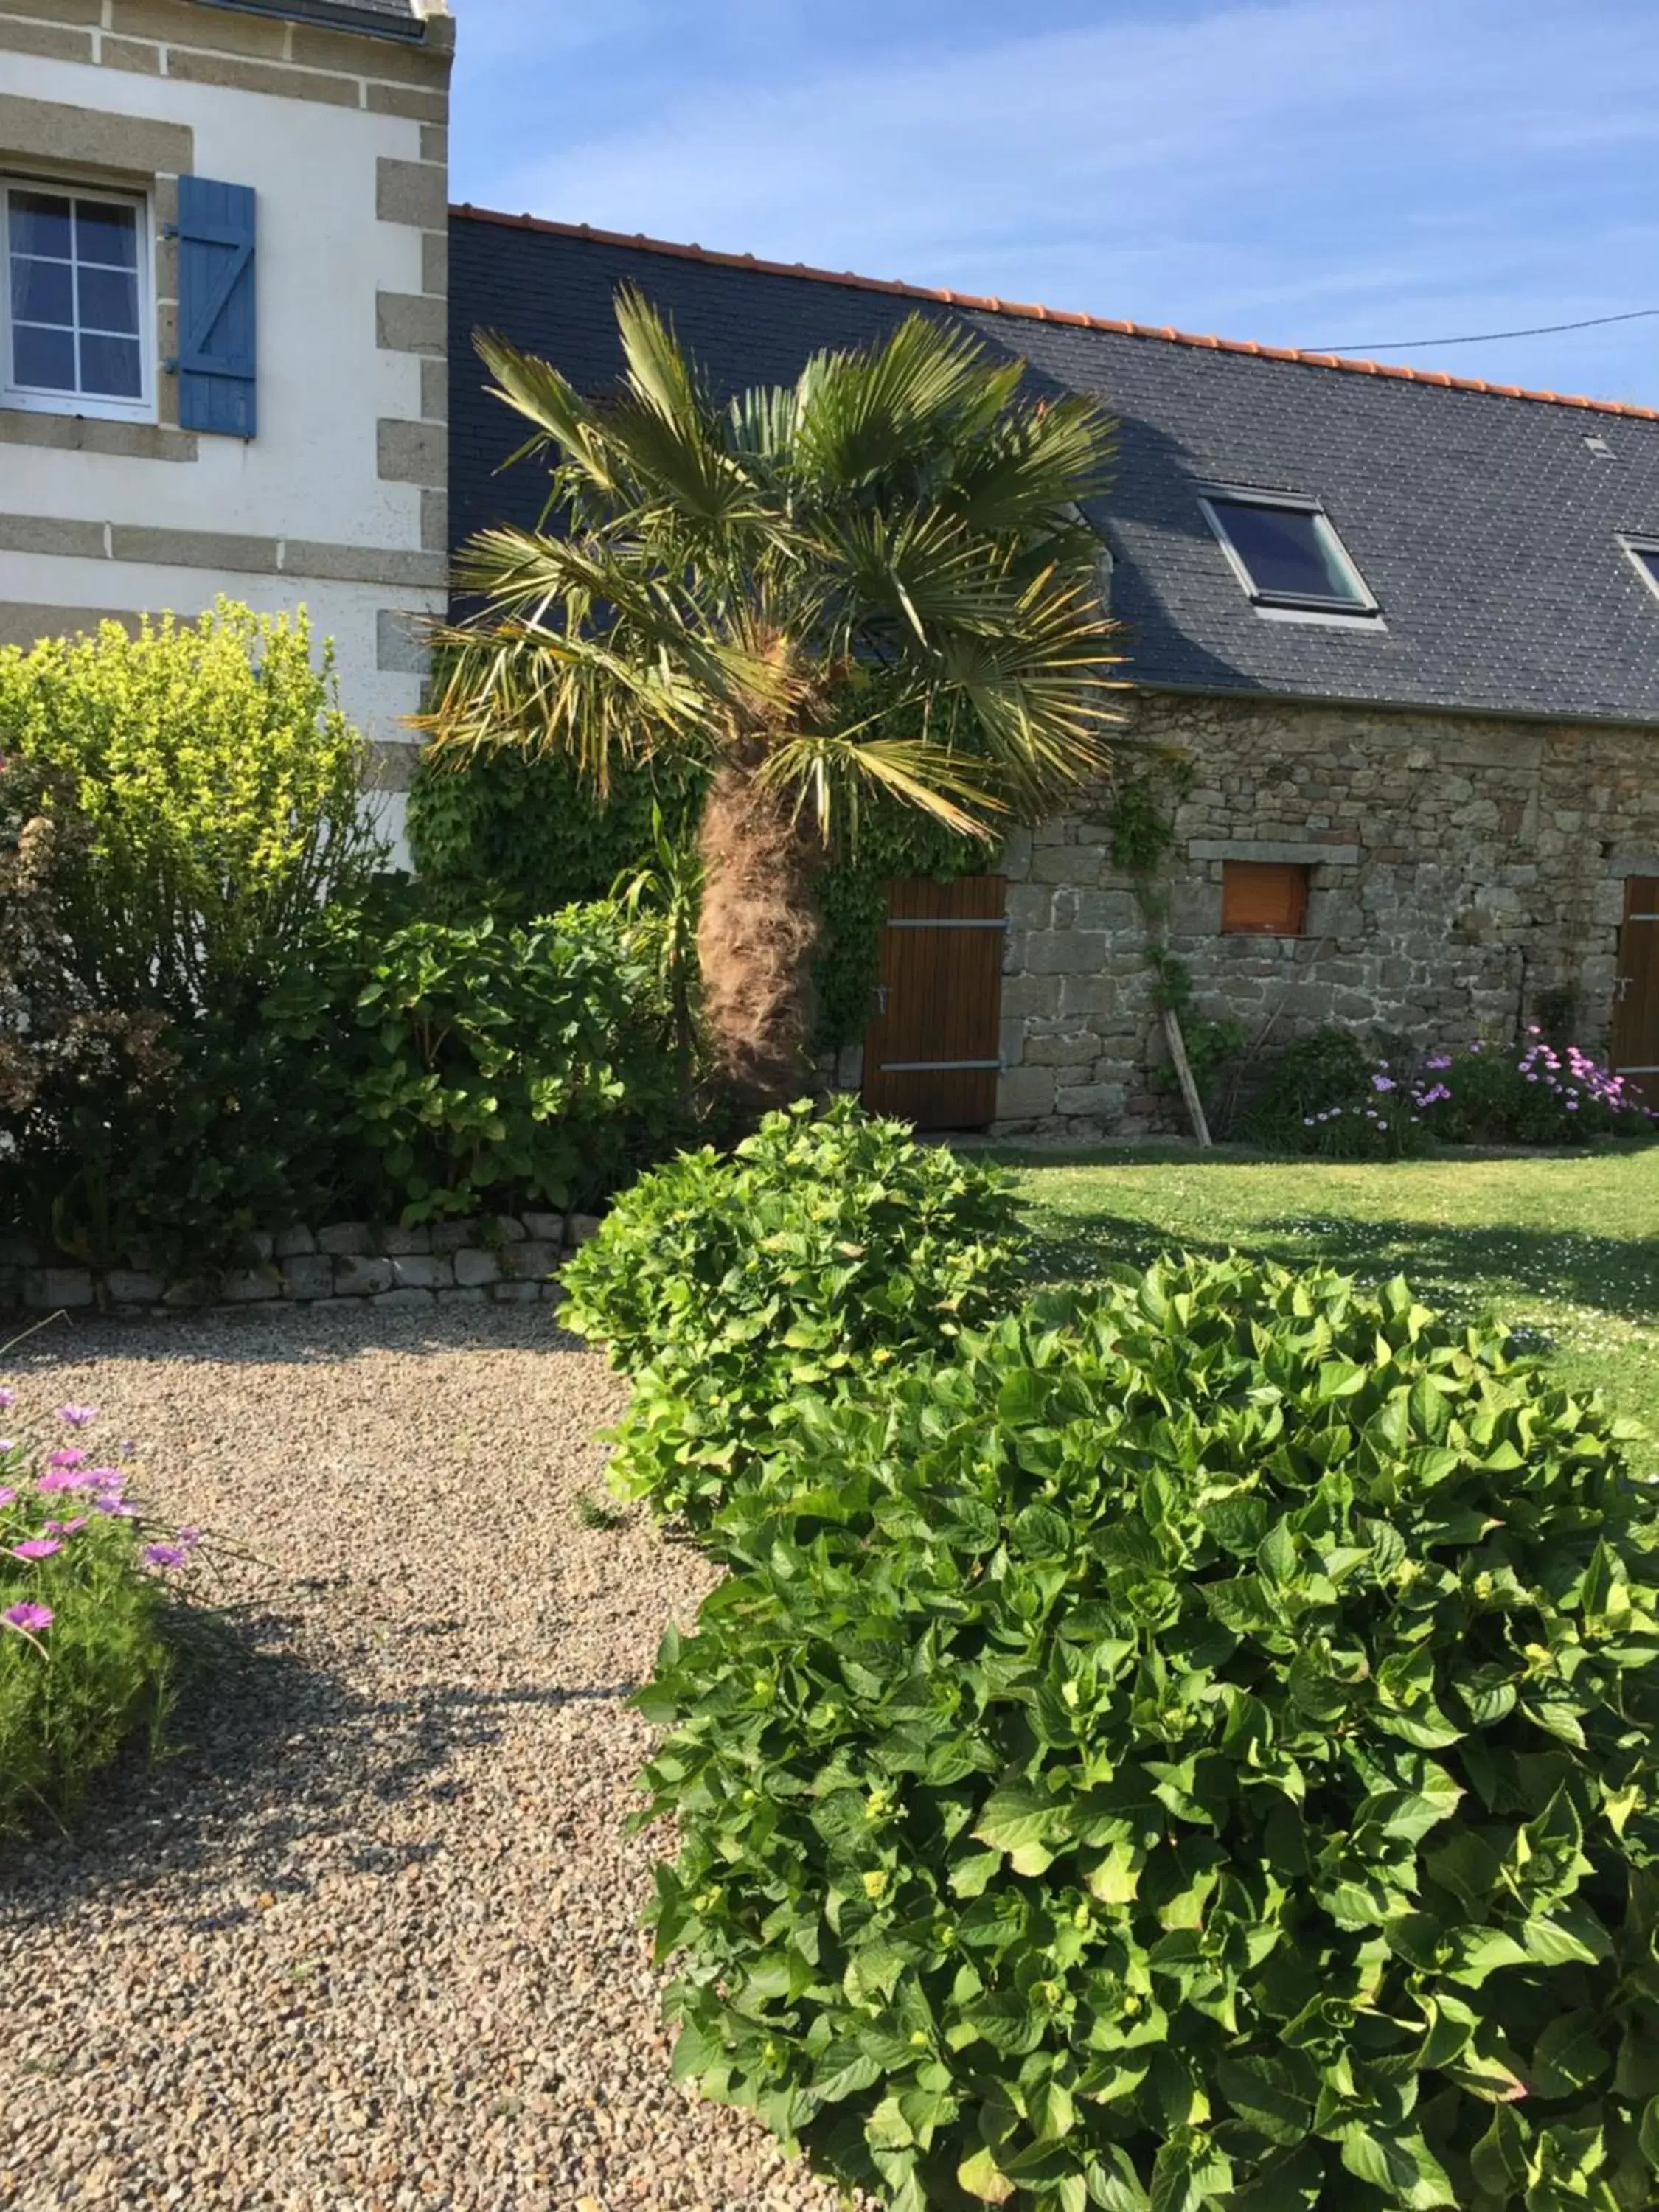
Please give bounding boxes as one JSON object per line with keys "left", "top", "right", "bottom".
{"left": 1, "top": 21, "right": 448, "bottom": 860}
{"left": 6, "top": 52, "right": 427, "bottom": 551}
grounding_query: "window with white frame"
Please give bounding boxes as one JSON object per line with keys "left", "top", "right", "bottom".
{"left": 1, "top": 179, "right": 151, "bottom": 419}
{"left": 1198, "top": 486, "right": 1378, "bottom": 616}
{"left": 1621, "top": 536, "right": 1659, "bottom": 603}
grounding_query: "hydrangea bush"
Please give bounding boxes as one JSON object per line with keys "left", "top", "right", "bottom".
{"left": 562, "top": 1097, "right": 1029, "bottom": 1532}
{"left": 639, "top": 1254, "right": 1659, "bottom": 2211}
{"left": 1, "top": 1394, "right": 199, "bottom": 1833}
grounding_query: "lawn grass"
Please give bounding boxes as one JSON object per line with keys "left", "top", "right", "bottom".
{"left": 1001, "top": 1145, "right": 1659, "bottom": 1441}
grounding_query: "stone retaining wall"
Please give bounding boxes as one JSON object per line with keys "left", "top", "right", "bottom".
{"left": 0, "top": 1209, "right": 603, "bottom": 1317}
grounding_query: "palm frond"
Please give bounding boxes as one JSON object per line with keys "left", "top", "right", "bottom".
{"left": 793, "top": 313, "right": 1018, "bottom": 490}
{"left": 944, "top": 394, "right": 1118, "bottom": 535}
{"left": 474, "top": 330, "right": 622, "bottom": 497}
{"left": 756, "top": 729, "right": 1006, "bottom": 843}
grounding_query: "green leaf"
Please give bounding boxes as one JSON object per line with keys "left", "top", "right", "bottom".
{"left": 973, "top": 1784, "right": 1060, "bottom": 1855}
{"left": 1530, "top": 2010, "right": 1609, "bottom": 2099}
{"left": 1215, "top": 2051, "right": 1311, "bottom": 2146}
{"left": 957, "top": 2145, "right": 1017, "bottom": 2202}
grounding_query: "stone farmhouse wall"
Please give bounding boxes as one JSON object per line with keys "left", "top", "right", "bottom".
{"left": 992, "top": 689, "right": 1659, "bottom": 1138}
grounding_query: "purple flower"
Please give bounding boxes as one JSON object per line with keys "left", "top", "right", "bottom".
{"left": 0, "top": 1389, "right": 13, "bottom": 1412}
{"left": 44, "top": 1516, "right": 86, "bottom": 1536}
{"left": 1424, "top": 1054, "right": 1452, "bottom": 1071}
{"left": 11, "top": 1538, "right": 61, "bottom": 1560}
{"left": 38, "top": 1469, "right": 94, "bottom": 1493}
{"left": 144, "top": 1543, "right": 187, "bottom": 1569}
{"left": 54, "top": 1405, "right": 97, "bottom": 1428}
{"left": 3, "top": 1602, "right": 52, "bottom": 1634}
{"left": 83, "top": 1468, "right": 125, "bottom": 1493}
{"left": 91, "top": 1496, "right": 136, "bottom": 1518}
{"left": 1371, "top": 1074, "right": 1396, "bottom": 1093}
{"left": 46, "top": 1448, "right": 86, "bottom": 1471}
{"left": 0, "top": 1488, "right": 14, "bottom": 1509}
{"left": 177, "top": 1528, "right": 201, "bottom": 1552}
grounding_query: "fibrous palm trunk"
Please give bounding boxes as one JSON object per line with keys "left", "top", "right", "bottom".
{"left": 695, "top": 759, "right": 821, "bottom": 1114}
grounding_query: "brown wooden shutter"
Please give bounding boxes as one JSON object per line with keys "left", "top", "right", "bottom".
{"left": 1611, "top": 874, "right": 1659, "bottom": 1108}
{"left": 1222, "top": 860, "right": 1309, "bottom": 936}
{"left": 860, "top": 877, "right": 1006, "bottom": 1130}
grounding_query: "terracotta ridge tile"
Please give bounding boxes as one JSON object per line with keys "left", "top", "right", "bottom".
{"left": 449, "top": 204, "right": 1659, "bottom": 422}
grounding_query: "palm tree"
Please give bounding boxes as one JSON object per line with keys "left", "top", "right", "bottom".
{"left": 422, "top": 288, "right": 1125, "bottom": 1110}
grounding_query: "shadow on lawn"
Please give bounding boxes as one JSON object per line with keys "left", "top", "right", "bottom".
{"left": 1, "top": 1601, "right": 637, "bottom": 1913}
{"left": 1029, "top": 1208, "right": 1659, "bottom": 1327}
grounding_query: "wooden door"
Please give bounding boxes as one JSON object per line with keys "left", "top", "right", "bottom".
{"left": 860, "top": 877, "right": 1006, "bottom": 1130}
{"left": 1611, "top": 875, "right": 1659, "bottom": 1108}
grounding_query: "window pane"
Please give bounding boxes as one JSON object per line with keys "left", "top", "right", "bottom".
{"left": 10, "top": 190, "right": 72, "bottom": 260}
{"left": 1637, "top": 547, "right": 1659, "bottom": 589}
{"left": 79, "top": 330, "right": 142, "bottom": 397}
{"left": 74, "top": 199, "right": 138, "bottom": 270}
{"left": 78, "top": 265, "right": 139, "bottom": 335}
{"left": 1211, "top": 500, "right": 1363, "bottom": 603}
{"left": 11, "top": 256, "right": 72, "bottom": 326}
{"left": 13, "top": 322, "right": 76, "bottom": 391}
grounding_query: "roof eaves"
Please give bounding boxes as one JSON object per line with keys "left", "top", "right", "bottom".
{"left": 450, "top": 205, "right": 1659, "bottom": 425}
{"left": 192, "top": 0, "right": 429, "bottom": 41}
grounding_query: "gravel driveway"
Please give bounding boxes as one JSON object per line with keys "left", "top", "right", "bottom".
{"left": 0, "top": 1304, "right": 849, "bottom": 2212}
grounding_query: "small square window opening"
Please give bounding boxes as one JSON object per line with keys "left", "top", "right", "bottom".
{"left": 1222, "top": 860, "right": 1310, "bottom": 937}
{"left": 1200, "top": 489, "right": 1377, "bottom": 615}
{"left": 2, "top": 180, "right": 150, "bottom": 420}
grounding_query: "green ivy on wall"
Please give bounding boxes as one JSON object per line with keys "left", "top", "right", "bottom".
{"left": 406, "top": 748, "right": 992, "bottom": 1059}
{"left": 406, "top": 746, "right": 706, "bottom": 916}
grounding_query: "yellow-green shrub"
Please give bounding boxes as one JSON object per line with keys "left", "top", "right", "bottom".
{"left": 0, "top": 598, "right": 382, "bottom": 1009}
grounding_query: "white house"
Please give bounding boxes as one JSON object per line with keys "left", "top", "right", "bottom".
{"left": 0, "top": 0, "right": 452, "bottom": 853}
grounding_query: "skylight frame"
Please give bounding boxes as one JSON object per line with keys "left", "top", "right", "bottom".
{"left": 1619, "top": 535, "right": 1659, "bottom": 606}
{"left": 1197, "top": 484, "right": 1380, "bottom": 618}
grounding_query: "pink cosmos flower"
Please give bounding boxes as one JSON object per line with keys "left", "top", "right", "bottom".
{"left": 54, "top": 1405, "right": 97, "bottom": 1428}
{"left": 44, "top": 1517, "right": 86, "bottom": 1536}
{"left": 12, "top": 1538, "right": 61, "bottom": 1560}
{"left": 3, "top": 1602, "right": 52, "bottom": 1633}
{"left": 46, "top": 1448, "right": 86, "bottom": 1471}
{"left": 38, "top": 1469, "right": 94, "bottom": 1493}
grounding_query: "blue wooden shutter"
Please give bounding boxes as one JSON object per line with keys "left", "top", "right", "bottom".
{"left": 175, "top": 177, "right": 256, "bottom": 437}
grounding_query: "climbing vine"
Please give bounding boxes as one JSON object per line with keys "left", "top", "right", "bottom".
{"left": 1091, "top": 756, "right": 1243, "bottom": 1118}
{"left": 405, "top": 748, "right": 989, "bottom": 1055}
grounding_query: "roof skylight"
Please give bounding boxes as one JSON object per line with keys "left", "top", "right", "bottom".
{"left": 1622, "top": 537, "right": 1659, "bottom": 602}
{"left": 1199, "top": 488, "right": 1377, "bottom": 616}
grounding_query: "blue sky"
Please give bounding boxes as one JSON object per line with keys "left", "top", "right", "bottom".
{"left": 450, "top": 0, "right": 1659, "bottom": 408}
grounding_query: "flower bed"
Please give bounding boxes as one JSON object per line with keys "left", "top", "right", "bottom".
{"left": 1, "top": 1395, "right": 198, "bottom": 1833}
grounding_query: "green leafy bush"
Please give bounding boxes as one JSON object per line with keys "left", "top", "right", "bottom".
{"left": 1, "top": 1397, "right": 201, "bottom": 1835}
{"left": 0, "top": 600, "right": 381, "bottom": 1009}
{"left": 0, "top": 602, "right": 389, "bottom": 1268}
{"left": 270, "top": 902, "right": 681, "bottom": 1223}
{"left": 638, "top": 1252, "right": 1659, "bottom": 2211}
{"left": 562, "top": 1098, "right": 1029, "bottom": 1529}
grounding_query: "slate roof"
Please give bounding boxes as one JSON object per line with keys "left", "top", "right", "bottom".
{"left": 448, "top": 208, "right": 1659, "bottom": 729}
